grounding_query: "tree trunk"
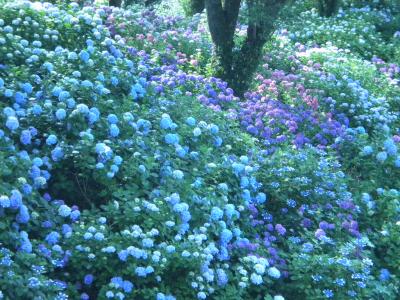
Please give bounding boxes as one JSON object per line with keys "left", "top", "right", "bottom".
{"left": 185, "top": 0, "right": 205, "bottom": 15}
{"left": 231, "top": 25, "right": 267, "bottom": 95}
{"left": 205, "top": 0, "right": 287, "bottom": 96}
{"left": 318, "top": 0, "right": 340, "bottom": 17}
{"left": 145, "top": 0, "right": 161, "bottom": 6}
{"left": 205, "top": 0, "right": 241, "bottom": 81}
{"left": 109, "top": 0, "right": 122, "bottom": 7}
{"left": 231, "top": 0, "right": 287, "bottom": 95}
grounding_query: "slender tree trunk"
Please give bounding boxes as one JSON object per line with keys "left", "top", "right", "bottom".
{"left": 109, "top": 0, "right": 122, "bottom": 7}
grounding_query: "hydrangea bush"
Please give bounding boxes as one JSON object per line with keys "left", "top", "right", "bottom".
{"left": 0, "top": 0, "right": 400, "bottom": 300}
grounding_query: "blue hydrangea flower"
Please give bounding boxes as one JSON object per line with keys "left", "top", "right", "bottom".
{"left": 379, "top": 268, "right": 390, "bottom": 281}
{"left": 186, "top": 117, "right": 196, "bottom": 126}
{"left": 68, "top": 52, "right": 78, "bottom": 60}
{"left": 58, "top": 91, "right": 70, "bottom": 101}
{"left": 20, "top": 130, "right": 32, "bottom": 145}
{"left": 323, "top": 289, "right": 334, "bottom": 298}
{"left": 15, "top": 92, "right": 26, "bottom": 105}
{"left": 111, "top": 76, "right": 119, "bottom": 86}
{"left": 216, "top": 269, "right": 228, "bottom": 286}
{"left": 113, "top": 156, "right": 123, "bottom": 165}
{"left": 6, "top": 116, "right": 19, "bottom": 131}
{"left": 334, "top": 278, "right": 346, "bottom": 287}
{"left": 62, "top": 224, "right": 72, "bottom": 236}
{"left": 70, "top": 210, "right": 81, "bottom": 221}
{"left": 79, "top": 50, "right": 90, "bottom": 63}
{"left": 166, "top": 245, "right": 175, "bottom": 253}
{"left": 52, "top": 86, "right": 62, "bottom": 97}
{"left": 94, "top": 232, "right": 105, "bottom": 241}
{"left": 51, "top": 147, "right": 64, "bottom": 161}
{"left": 118, "top": 250, "right": 128, "bottom": 261}
{"left": 250, "top": 273, "right": 263, "bottom": 285}
{"left": 21, "top": 82, "right": 33, "bottom": 94}
{"left": 224, "top": 204, "right": 236, "bottom": 219}
{"left": 107, "top": 114, "right": 119, "bottom": 124}
{"left": 395, "top": 157, "right": 400, "bottom": 168}
{"left": 175, "top": 146, "right": 186, "bottom": 157}
{"left": 3, "top": 107, "right": 15, "bottom": 117}
{"left": 135, "top": 267, "right": 147, "bottom": 277}
{"left": 193, "top": 127, "right": 202, "bottom": 137}
{"left": 268, "top": 267, "right": 281, "bottom": 279}
{"left": 16, "top": 205, "right": 30, "bottom": 223}
{"left": 142, "top": 238, "right": 154, "bottom": 248}
{"left": 220, "top": 229, "right": 232, "bottom": 244}
{"left": 210, "top": 207, "right": 223, "bottom": 221}
{"left": 58, "top": 205, "right": 71, "bottom": 217}
{"left": 384, "top": 139, "right": 397, "bottom": 156}
{"left": 181, "top": 250, "right": 191, "bottom": 257}
{"left": 145, "top": 266, "right": 154, "bottom": 274}
{"left": 122, "top": 280, "right": 133, "bottom": 293}
{"left": 254, "top": 264, "right": 266, "bottom": 275}
{"left": 82, "top": 80, "right": 93, "bottom": 88}
{"left": 43, "top": 62, "right": 54, "bottom": 72}
{"left": 84, "top": 232, "right": 93, "bottom": 240}
{"left": 56, "top": 108, "right": 67, "bottom": 120}
{"left": 45, "top": 231, "right": 60, "bottom": 245}
{"left": 0, "top": 195, "right": 11, "bottom": 208}
{"left": 10, "top": 190, "right": 22, "bottom": 209}
{"left": 255, "top": 192, "right": 267, "bottom": 204}
{"left": 110, "top": 164, "right": 119, "bottom": 173}
{"left": 20, "top": 232, "right": 32, "bottom": 253}
{"left": 172, "top": 170, "right": 184, "bottom": 180}
{"left": 84, "top": 274, "right": 94, "bottom": 285}
{"left": 376, "top": 151, "right": 387, "bottom": 162}
{"left": 302, "top": 242, "right": 314, "bottom": 253}
{"left": 209, "top": 124, "right": 219, "bottom": 134}
{"left": 96, "top": 143, "right": 107, "bottom": 154}
{"left": 110, "top": 124, "right": 120, "bottom": 137}
{"left": 165, "top": 133, "right": 180, "bottom": 145}
{"left": 32, "top": 104, "right": 42, "bottom": 115}
{"left": 46, "top": 134, "right": 58, "bottom": 145}
{"left": 28, "top": 277, "right": 40, "bottom": 288}
{"left": 4, "top": 89, "right": 13, "bottom": 97}
{"left": 160, "top": 115, "right": 173, "bottom": 129}
{"left": 80, "top": 293, "right": 89, "bottom": 300}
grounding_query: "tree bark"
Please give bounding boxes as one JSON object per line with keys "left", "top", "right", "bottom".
{"left": 231, "top": 0, "right": 287, "bottom": 95}
{"left": 205, "top": 0, "right": 241, "bottom": 80}
{"left": 185, "top": 0, "right": 205, "bottom": 15}
{"left": 145, "top": 0, "right": 162, "bottom": 6}
{"left": 205, "top": 0, "right": 287, "bottom": 96}
{"left": 318, "top": 0, "right": 340, "bottom": 17}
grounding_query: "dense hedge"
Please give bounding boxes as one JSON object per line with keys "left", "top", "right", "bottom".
{"left": 0, "top": 1, "right": 399, "bottom": 299}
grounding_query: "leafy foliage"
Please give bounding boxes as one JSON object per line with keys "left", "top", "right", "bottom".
{"left": 0, "top": 0, "right": 400, "bottom": 300}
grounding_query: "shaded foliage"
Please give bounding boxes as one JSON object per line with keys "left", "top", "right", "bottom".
{"left": 204, "top": 0, "right": 288, "bottom": 95}
{"left": 181, "top": 0, "right": 205, "bottom": 15}
{"left": 317, "top": 0, "right": 340, "bottom": 17}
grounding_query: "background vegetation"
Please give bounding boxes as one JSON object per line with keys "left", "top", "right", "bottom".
{"left": 0, "top": 0, "right": 399, "bottom": 299}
